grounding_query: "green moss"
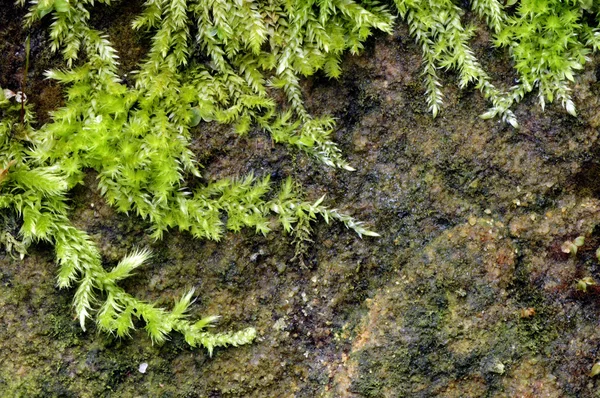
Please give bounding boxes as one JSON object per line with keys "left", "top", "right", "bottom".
{"left": 3, "top": 0, "right": 600, "bottom": 395}
{"left": 1, "top": 0, "right": 381, "bottom": 353}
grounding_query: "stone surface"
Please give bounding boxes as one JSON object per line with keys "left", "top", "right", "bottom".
{"left": 2, "top": 2, "right": 600, "bottom": 397}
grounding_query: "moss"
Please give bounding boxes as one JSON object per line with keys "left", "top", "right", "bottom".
{"left": 3, "top": 1, "right": 600, "bottom": 396}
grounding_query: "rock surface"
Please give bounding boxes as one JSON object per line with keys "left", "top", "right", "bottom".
{"left": 2, "top": 2, "right": 600, "bottom": 397}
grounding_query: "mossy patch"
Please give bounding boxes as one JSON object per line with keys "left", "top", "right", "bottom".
{"left": 3, "top": 1, "right": 600, "bottom": 397}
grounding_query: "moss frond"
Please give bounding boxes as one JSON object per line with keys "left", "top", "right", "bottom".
{"left": 6, "top": 0, "right": 387, "bottom": 354}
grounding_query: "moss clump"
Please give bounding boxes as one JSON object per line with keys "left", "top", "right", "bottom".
{"left": 4, "top": 0, "right": 600, "bottom": 368}
{"left": 1, "top": 0, "right": 382, "bottom": 353}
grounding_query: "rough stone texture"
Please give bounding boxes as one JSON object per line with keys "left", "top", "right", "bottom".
{"left": 3, "top": 2, "right": 600, "bottom": 397}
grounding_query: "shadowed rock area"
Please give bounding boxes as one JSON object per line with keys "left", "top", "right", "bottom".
{"left": 2, "top": 2, "right": 600, "bottom": 397}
